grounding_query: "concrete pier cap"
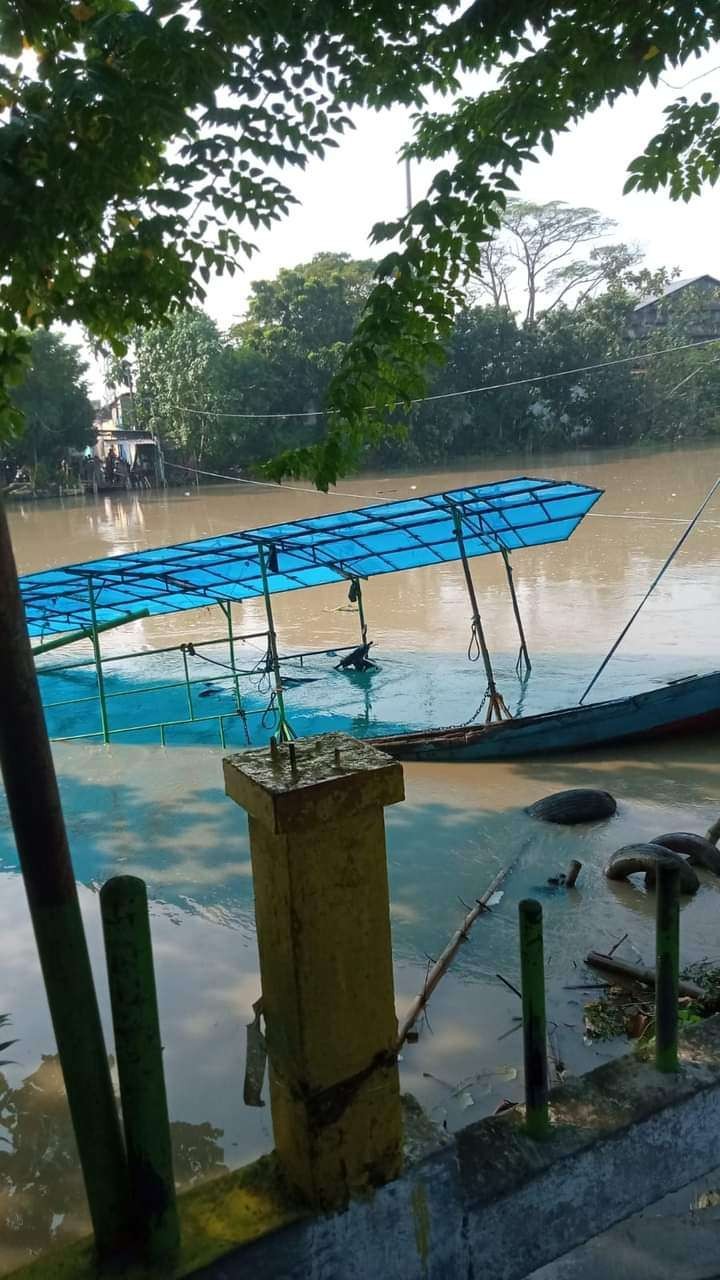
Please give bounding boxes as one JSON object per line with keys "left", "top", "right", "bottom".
{"left": 223, "top": 730, "right": 405, "bottom": 833}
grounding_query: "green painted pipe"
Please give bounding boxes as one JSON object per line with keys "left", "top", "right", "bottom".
{"left": 655, "top": 863, "right": 680, "bottom": 1073}
{"left": 31, "top": 608, "right": 150, "bottom": 656}
{"left": 88, "top": 584, "right": 111, "bottom": 743}
{"left": 258, "top": 546, "right": 296, "bottom": 742}
{"left": 101, "top": 877, "right": 180, "bottom": 1262}
{"left": 519, "top": 898, "right": 550, "bottom": 1138}
{"left": 0, "top": 498, "right": 131, "bottom": 1257}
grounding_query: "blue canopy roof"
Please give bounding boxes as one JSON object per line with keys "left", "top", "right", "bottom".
{"left": 20, "top": 476, "right": 602, "bottom": 638}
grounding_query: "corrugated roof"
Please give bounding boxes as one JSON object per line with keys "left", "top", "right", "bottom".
{"left": 633, "top": 274, "right": 720, "bottom": 311}
{"left": 20, "top": 475, "right": 603, "bottom": 638}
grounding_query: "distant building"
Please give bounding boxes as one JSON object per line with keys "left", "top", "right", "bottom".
{"left": 631, "top": 274, "right": 720, "bottom": 340}
{"left": 91, "top": 392, "right": 165, "bottom": 490}
{"left": 93, "top": 391, "right": 136, "bottom": 434}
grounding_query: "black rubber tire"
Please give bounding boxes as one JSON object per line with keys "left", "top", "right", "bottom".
{"left": 651, "top": 832, "right": 720, "bottom": 875}
{"left": 605, "top": 843, "right": 700, "bottom": 895}
{"left": 526, "top": 788, "right": 617, "bottom": 825}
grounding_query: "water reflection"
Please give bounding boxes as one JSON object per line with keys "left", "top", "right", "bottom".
{"left": 0, "top": 1054, "right": 226, "bottom": 1270}
{"left": 4, "top": 445, "right": 720, "bottom": 1270}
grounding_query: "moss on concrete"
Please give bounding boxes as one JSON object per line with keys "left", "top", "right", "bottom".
{"left": 5, "top": 1154, "right": 306, "bottom": 1280}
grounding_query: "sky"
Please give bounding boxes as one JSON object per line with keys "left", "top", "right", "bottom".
{"left": 89, "top": 45, "right": 720, "bottom": 395}
{"left": 199, "top": 47, "right": 720, "bottom": 332}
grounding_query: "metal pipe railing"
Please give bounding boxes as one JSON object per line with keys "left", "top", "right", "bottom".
{"left": 35, "top": 629, "right": 270, "bottom": 675}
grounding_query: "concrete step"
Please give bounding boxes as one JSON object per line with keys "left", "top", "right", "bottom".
{"left": 527, "top": 1205, "right": 720, "bottom": 1280}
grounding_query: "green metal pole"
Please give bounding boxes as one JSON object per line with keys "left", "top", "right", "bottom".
{"left": 258, "top": 546, "right": 295, "bottom": 741}
{"left": 222, "top": 600, "right": 243, "bottom": 711}
{"left": 87, "top": 582, "right": 111, "bottom": 744}
{"left": 100, "top": 877, "right": 179, "bottom": 1262}
{"left": 655, "top": 863, "right": 680, "bottom": 1073}
{"left": 0, "top": 498, "right": 130, "bottom": 1257}
{"left": 31, "top": 608, "right": 150, "bottom": 658}
{"left": 519, "top": 898, "right": 550, "bottom": 1138}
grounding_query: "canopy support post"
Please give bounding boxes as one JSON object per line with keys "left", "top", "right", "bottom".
{"left": 500, "top": 548, "right": 531, "bottom": 675}
{"left": 351, "top": 577, "right": 368, "bottom": 646}
{"left": 258, "top": 545, "right": 295, "bottom": 742}
{"left": 451, "top": 507, "right": 510, "bottom": 724}
{"left": 88, "top": 582, "right": 111, "bottom": 744}
{"left": 220, "top": 600, "right": 242, "bottom": 711}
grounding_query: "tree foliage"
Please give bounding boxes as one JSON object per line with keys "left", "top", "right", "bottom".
{"left": 4, "top": 329, "right": 93, "bottom": 470}
{"left": 123, "top": 254, "right": 720, "bottom": 475}
{"left": 130, "top": 309, "right": 234, "bottom": 464}
{"left": 471, "top": 200, "right": 632, "bottom": 323}
{"left": 2, "top": 1, "right": 720, "bottom": 485}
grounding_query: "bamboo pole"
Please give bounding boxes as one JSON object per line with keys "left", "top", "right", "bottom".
{"left": 500, "top": 548, "right": 531, "bottom": 673}
{"left": 450, "top": 507, "right": 509, "bottom": 723}
{"left": 580, "top": 475, "right": 720, "bottom": 704}
{"left": 395, "top": 860, "right": 514, "bottom": 1049}
{"left": 585, "top": 951, "right": 703, "bottom": 1001}
{"left": 0, "top": 497, "right": 130, "bottom": 1256}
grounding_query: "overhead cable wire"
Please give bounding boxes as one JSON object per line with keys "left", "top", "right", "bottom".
{"left": 168, "top": 337, "right": 720, "bottom": 422}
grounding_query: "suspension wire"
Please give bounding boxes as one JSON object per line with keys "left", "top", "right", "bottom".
{"left": 168, "top": 336, "right": 720, "bottom": 422}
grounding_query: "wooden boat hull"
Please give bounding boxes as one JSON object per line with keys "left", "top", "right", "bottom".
{"left": 371, "top": 671, "right": 720, "bottom": 762}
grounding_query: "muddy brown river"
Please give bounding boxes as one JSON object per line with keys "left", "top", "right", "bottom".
{"left": 2, "top": 442, "right": 720, "bottom": 1270}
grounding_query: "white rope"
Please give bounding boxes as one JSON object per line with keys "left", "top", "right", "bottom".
{"left": 166, "top": 462, "right": 720, "bottom": 529}
{"left": 165, "top": 460, "right": 373, "bottom": 501}
{"left": 168, "top": 337, "right": 720, "bottom": 422}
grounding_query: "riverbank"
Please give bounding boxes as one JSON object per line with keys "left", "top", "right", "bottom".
{"left": 3, "top": 441, "right": 720, "bottom": 1270}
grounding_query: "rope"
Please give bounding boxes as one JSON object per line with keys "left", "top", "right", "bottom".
{"left": 145, "top": 460, "right": 720, "bottom": 527}
{"left": 165, "top": 460, "right": 371, "bottom": 501}
{"left": 182, "top": 642, "right": 237, "bottom": 674}
{"left": 467, "top": 619, "right": 483, "bottom": 663}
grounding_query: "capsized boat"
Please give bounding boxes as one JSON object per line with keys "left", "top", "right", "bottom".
{"left": 22, "top": 473, "right": 717, "bottom": 760}
{"left": 371, "top": 670, "right": 720, "bottom": 762}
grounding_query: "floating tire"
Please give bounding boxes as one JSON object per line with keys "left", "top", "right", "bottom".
{"left": 526, "top": 788, "right": 617, "bottom": 825}
{"left": 651, "top": 832, "right": 720, "bottom": 876}
{"left": 605, "top": 843, "right": 700, "bottom": 895}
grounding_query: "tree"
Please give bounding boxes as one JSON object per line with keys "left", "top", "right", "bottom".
{"left": 639, "top": 281, "right": 720, "bottom": 439}
{"left": 2, "top": 2, "right": 720, "bottom": 486}
{"left": 224, "top": 253, "right": 378, "bottom": 462}
{"left": 472, "top": 200, "right": 623, "bottom": 323}
{"left": 5, "top": 329, "right": 93, "bottom": 471}
{"left": 130, "top": 310, "right": 234, "bottom": 467}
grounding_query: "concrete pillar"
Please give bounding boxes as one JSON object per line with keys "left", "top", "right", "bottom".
{"left": 223, "top": 732, "right": 404, "bottom": 1209}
